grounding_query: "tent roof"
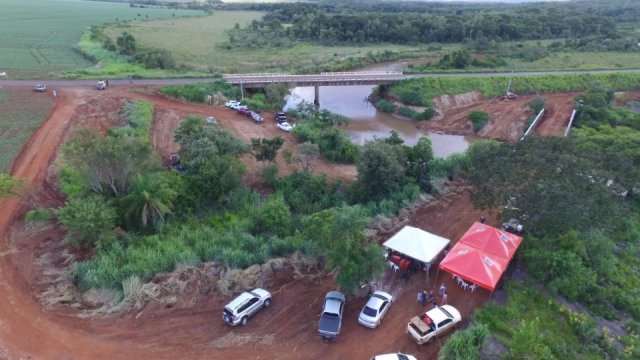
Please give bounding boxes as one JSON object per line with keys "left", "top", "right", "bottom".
{"left": 459, "top": 222, "right": 523, "bottom": 261}
{"left": 383, "top": 226, "right": 450, "bottom": 264}
{"left": 438, "top": 242, "right": 508, "bottom": 291}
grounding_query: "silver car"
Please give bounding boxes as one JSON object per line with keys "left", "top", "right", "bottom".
{"left": 222, "top": 288, "right": 272, "bottom": 326}
{"left": 358, "top": 291, "right": 393, "bottom": 329}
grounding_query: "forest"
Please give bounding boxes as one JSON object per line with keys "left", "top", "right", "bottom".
{"left": 222, "top": 0, "right": 639, "bottom": 47}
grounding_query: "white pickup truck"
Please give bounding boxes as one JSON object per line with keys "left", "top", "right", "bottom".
{"left": 406, "top": 305, "right": 461, "bottom": 345}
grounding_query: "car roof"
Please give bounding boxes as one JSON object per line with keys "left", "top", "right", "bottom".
{"left": 426, "top": 306, "right": 455, "bottom": 324}
{"left": 226, "top": 291, "right": 255, "bottom": 310}
{"left": 324, "top": 291, "right": 345, "bottom": 313}
{"left": 366, "top": 291, "right": 391, "bottom": 309}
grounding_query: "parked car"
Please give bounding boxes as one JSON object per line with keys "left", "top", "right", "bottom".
{"left": 277, "top": 122, "right": 293, "bottom": 132}
{"left": 206, "top": 116, "right": 217, "bottom": 125}
{"left": 501, "top": 218, "right": 523, "bottom": 235}
{"left": 222, "top": 288, "right": 272, "bottom": 326}
{"left": 274, "top": 112, "right": 288, "bottom": 123}
{"left": 370, "top": 353, "right": 417, "bottom": 360}
{"left": 34, "top": 84, "right": 47, "bottom": 92}
{"left": 407, "top": 305, "right": 461, "bottom": 345}
{"left": 235, "top": 105, "right": 249, "bottom": 111}
{"left": 250, "top": 110, "right": 264, "bottom": 123}
{"left": 318, "top": 291, "right": 345, "bottom": 341}
{"left": 358, "top": 291, "right": 393, "bottom": 329}
{"left": 96, "top": 80, "right": 108, "bottom": 90}
{"left": 237, "top": 107, "right": 252, "bottom": 116}
{"left": 225, "top": 100, "right": 241, "bottom": 108}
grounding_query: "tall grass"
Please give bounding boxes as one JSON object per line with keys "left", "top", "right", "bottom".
{"left": 74, "top": 218, "right": 301, "bottom": 290}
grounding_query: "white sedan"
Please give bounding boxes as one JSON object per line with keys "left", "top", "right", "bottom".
{"left": 277, "top": 122, "right": 293, "bottom": 132}
{"left": 225, "top": 100, "right": 241, "bottom": 108}
{"left": 358, "top": 291, "right": 393, "bottom": 329}
{"left": 370, "top": 354, "right": 417, "bottom": 360}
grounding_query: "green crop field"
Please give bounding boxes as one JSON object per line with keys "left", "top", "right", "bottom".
{"left": 0, "top": 0, "right": 203, "bottom": 79}
{"left": 101, "top": 14, "right": 431, "bottom": 74}
{"left": 0, "top": 89, "right": 54, "bottom": 172}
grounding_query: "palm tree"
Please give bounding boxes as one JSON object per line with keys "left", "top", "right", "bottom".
{"left": 120, "top": 173, "right": 177, "bottom": 229}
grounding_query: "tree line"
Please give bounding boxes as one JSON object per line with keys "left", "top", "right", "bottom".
{"left": 222, "top": 0, "right": 640, "bottom": 47}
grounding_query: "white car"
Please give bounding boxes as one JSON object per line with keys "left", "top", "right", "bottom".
{"left": 370, "top": 354, "right": 417, "bottom": 360}
{"left": 358, "top": 291, "right": 393, "bottom": 329}
{"left": 277, "top": 122, "right": 293, "bottom": 132}
{"left": 206, "top": 116, "right": 217, "bottom": 125}
{"left": 34, "top": 84, "right": 47, "bottom": 92}
{"left": 407, "top": 305, "right": 461, "bottom": 345}
{"left": 225, "top": 100, "right": 241, "bottom": 108}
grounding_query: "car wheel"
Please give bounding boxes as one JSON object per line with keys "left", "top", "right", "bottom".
{"left": 241, "top": 316, "right": 248, "bottom": 326}
{"left": 264, "top": 299, "right": 271, "bottom": 308}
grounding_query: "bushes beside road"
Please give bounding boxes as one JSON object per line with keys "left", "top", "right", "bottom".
{"left": 390, "top": 73, "right": 640, "bottom": 106}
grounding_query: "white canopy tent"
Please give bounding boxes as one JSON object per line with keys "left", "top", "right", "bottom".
{"left": 383, "top": 226, "right": 451, "bottom": 264}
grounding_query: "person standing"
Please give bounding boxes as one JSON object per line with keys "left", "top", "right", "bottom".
{"left": 439, "top": 283, "right": 446, "bottom": 298}
{"left": 52, "top": 90, "right": 56, "bottom": 97}
{"left": 426, "top": 290, "right": 435, "bottom": 304}
{"left": 418, "top": 291, "right": 425, "bottom": 305}
{"left": 442, "top": 292, "right": 448, "bottom": 305}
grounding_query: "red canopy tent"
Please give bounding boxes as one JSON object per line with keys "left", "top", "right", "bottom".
{"left": 438, "top": 243, "right": 508, "bottom": 291}
{"left": 458, "top": 222, "right": 523, "bottom": 262}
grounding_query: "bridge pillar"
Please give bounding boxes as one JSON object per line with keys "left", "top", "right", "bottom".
{"left": 314, "top": 85, "right": 320, "bottom": 107}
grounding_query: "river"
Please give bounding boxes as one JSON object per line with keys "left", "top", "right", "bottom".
{"left": 283, "top": 85, "right": 469, "bottom": 158}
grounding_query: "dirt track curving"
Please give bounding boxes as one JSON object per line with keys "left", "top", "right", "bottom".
{"left": 0, "top": 84, "right": 591, "bottom": 359}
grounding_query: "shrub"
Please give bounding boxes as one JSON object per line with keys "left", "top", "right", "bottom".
{"left": 397, "top": 106, "right": 419, "bottom": 119}
{"left": 161, "top": 81, "right": 238, "bottom": 103}
{"left": 58, "top": 195, "right": 117, "bottom": 249}
{"left": 439, "top": 323, "right": 488, "bottom": 360}
{"left": 134, "top": 48, "right": 175, "bottom": 70}
{"left": 24, "top": 209, "right": 55, "bottom": 223}
{"left": 375, "top": 99, "right": 396, "bottom": 113}
{"left": 527, "top": 96, "right": 547, "bottom": 114}
{"left": 469, "top": 111, "right": 490, "bottom": 133}
{"left": 261, "top": 163, "right": 280, "bottom": 187}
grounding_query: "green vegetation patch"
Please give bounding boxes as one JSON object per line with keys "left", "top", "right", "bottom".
{"left": 392, "top": 73, "right": 640, "bottom": 105}
{"left": 0, "top": 89, "right": 54, "bottom": 172}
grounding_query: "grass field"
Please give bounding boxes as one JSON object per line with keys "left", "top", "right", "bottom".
{"left": 101, "top": 13, "right": 432, "bottom": 74}
{"left": 0, "top": 0, "right": 203, "bottom": 79}
{"left": 0, "top": 89, "right": 54, "bottom": 172}
{"left": 503, "top": 51, "right": 640, "bottom": 72}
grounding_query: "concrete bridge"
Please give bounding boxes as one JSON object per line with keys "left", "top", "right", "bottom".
{"left": 223, "top": 71, "right": 406, "bottom": 105}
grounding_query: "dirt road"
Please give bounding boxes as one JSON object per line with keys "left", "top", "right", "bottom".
{"left": 422, "top": 92, "right": 581, "bottom": 141}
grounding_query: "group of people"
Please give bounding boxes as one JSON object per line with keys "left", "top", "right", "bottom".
{"left": 417, "top": 283, "right": 448, "bottom": 307}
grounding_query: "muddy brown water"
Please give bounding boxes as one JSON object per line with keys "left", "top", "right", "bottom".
{"left": 284, "top": 85, "right": 469, "bottom": 158}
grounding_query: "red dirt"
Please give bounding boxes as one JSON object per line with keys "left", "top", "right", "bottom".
{"left": 421, "top": 92, "right": 580, "bottom": 141}
{"left": 0, "top": 84, "right": 512, "bottom": 359}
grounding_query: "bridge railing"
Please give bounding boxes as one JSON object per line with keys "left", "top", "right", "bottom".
{"left": 320, "top": 71, "right": 403, "bottom": 75}
{"left": 223, "top": 73, "right": 292, "bottom": 77}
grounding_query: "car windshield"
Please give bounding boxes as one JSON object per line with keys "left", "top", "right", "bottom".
{"left": 362, "top": 306, "right": 378, "bottom": 317}
{"left": 398, "top": 355, "right": 409, "bottom": 360}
